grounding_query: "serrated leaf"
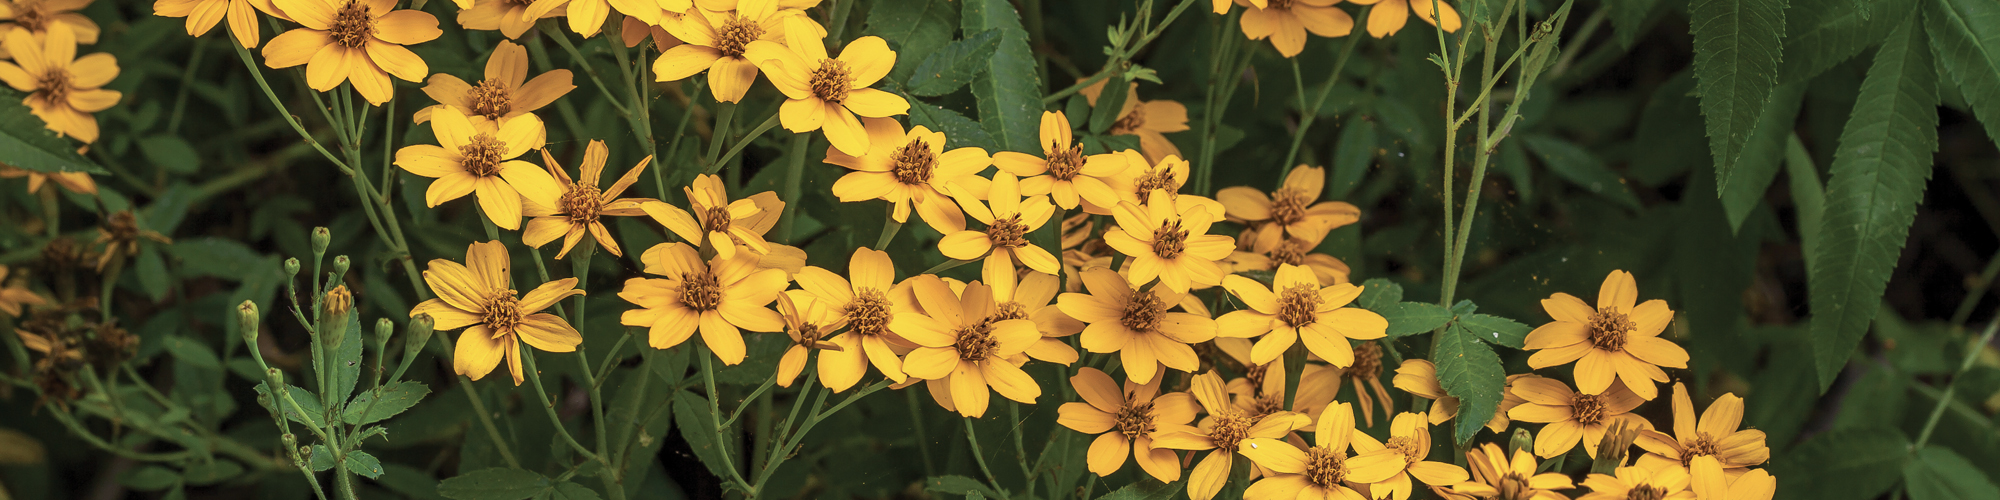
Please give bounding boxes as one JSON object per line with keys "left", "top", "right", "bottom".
{"left": 1925, "top": 0, "right": 2000, "bottom": 146}
{"left": 1094, "top": 478, "right": 1180, "bottom": 499}
{"left": 672, "top": 390, "right": 739, "bottom": 481}
{"left": 1355, "top": 278, "right": 1403, "bottom": 311}
{"left": 332, "top": 312, "right": 363, "bottom": 407}
{"left": 1379, "top": 302, "right": 1454, "bottom": 338}
{"left": 437, "top": 468, "right": 552, "bottom": 500}
{"left": 1809, "top": 18, "right": 1938, "bottom": 391}
{"left": 906, "top": 29, "right": 1003, "bottom": 97}
{"left": 924, "top": 475, "right": 999, "bottom": 498}
{"left": 1521, "top": 135, "right": 1643, "bottom": 210}
{"left": 345, "top": 451, "right": 384, "bottom": 479}
{"left": 1773, "top": 428, "right": 1910, "bottom": 500}
{"left": 1780, "top": 0, "right": 1914, "bottom": 84}
{"left": 1087, "top": 76, "right": 1128, "bottom": 135}
{"left": 1785, "top": 135, "right": 1826, "bottom": 271}
{"left": 0, "top": 88, "right": 106, "bottom": 174}
{"left": 1459, "top": 314, "right": 1531, "bottom": 349}
{"left": 903, "top": 92, "right": 1001, "bottom": 152}
{"left": 308, "top": 445, "right": 334, "bottom": 472}
{"left": 1904, "top": 446, "right": 2000, "bottom": 500}
{"left": 1719, "top": 82, "right": 1807, "bottom": 232}
{"left": 343, "top": 380, "right": 430, "bottom": 425}
{"left": 1691, "top": 0, "right": 1788, "bottom": 193}
{"left": 546, "top": 482, "right": 604, "bottom": 500}
{"left": 255, "top": 384, "right": 326, "bottom": 428}
{"left": 962, "top": 0, "right": 1043, "bottom": 153}
{"left": 1434, "top": 323, "right": 1505, "bottom": 443}
{"left": 864, "top": 0, "right": 958, "bottom": 85}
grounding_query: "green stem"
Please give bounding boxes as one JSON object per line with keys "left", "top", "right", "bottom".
{"left": 964, "top": 418, "right": 1011, "bottom": 500}
{"left": 1912, "top": 319, "right": 2000, "bottom": 449}
{"left": 906, "top": 387, "right": 938, "bottom": 478}
{"left": 706, "top": 111, "right": 782, "bottom": 175}
{"left": 699, "top": 346, "right": 756, "bottom": 492}
{"left": 167, "top": 36, "right": 209, "bottom": 135}
{"left": 457, "top": 374, "right": 524, "bottom": 469}
{"left": 721, "top": 373, "right": 779, "bottom": 429}
{"left": 1279, "top": 29, "right": 1363, "bottom": 179}
{"left": 540, "top": 21, "right": 632, "bottom": 117}
{"left": 776, "top": 133, "right": 808, "bottom": 243}
{"left": 876, "top": 206, "right": 903, "bottom": 249}
{"left": 522, "top": 348, "right": 600, "bottom": 458}
{"left": 703, "top": 102, "right": 738, "bottom": 169}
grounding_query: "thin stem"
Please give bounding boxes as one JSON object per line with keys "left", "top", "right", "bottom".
{"left": 703, "top": 102, "right": 738, "bottom": 169}
{"left": 522, "top": 348, "right": 600, "bottom": 458}
{"left": 540, "top": 21, "right": 632, "bottom": 117}
{"left": 964, "top": 418, "right": 1011, "bottom": 500}
{"left": 458, "top": 376, "right": 524, "bottom": 469}
{"left": 1913, "top": 319, "right": 2000, "bottom": 449}
{"left": 167, "top": 36, "right": 210, "bottom": 135}
{"left": 706, "top": 110, "right": 782, "bottom": 175}
{"left": 776, "top": 133, "right": 809, "bottom": 242}
{"left": 699, "top": 346, "right": 755, "bottom": 492}
{"left": 1279, "top": 29, "right": 1364, "bottom": 179}
{"left": 876, "top": 207, "right": 903, "bottom": 249}
{"left": 655, "top": 80, "right": 706, "bottom": 199}
{"left": 45, "top": 404, "right": 190, "bottom": 462}
{"left": 721, "top": 373, "right": 779, "bottom": 429}
{"left": 1949, "top": 248, "right": 2000, "bottom": 328}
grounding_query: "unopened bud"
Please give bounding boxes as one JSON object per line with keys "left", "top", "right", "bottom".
{"left": 237, "top": 300, "right": 261, "bottom": 347}
{"left": 266, "top": 368, "right": 284, "bottom": 387}
{"left": 1591, "top": 418, "right": 1640, "bottom": 474}
{"left": 322, "top": 285, "right": 353, "bottom": 348}
{"left": 1508, "top": 428, "right": 1534, "bottom": 459}
{"left": 284, "top": 257, "right": 301, "bottom": 276}
{"left": 311, "top": 227, "right": 331, "bottom": 256}
{"left": 332, "top": 255, "right": 351, "bottom": 277}
{"left": 281, "top": 433, "right": 297, "bottom": 448}
{"left": 374, "top": 318, "right": 394, "bottom": 356}
{"left": 404, "top": 314, "right": 435, "bottom": 360}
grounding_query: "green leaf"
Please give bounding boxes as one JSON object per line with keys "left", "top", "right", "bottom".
{"left": 163, "top": 335, "right": 220, "bottom": 370}
{"left": 1434, "top": 323, "right": 1506, "bottom": 443}
{"left": 181, "top": 460, "right": 244, "bottom": 485}
{"left": 1774, "top": 428, "right": 1910, "bottom": 500}
{"left": 1905, "top": 446, "right": 2000, "bottom": 500}
{"left": 864, "top": 0, "right": 958, "bottom": 85}
{"left": 906, "top": 29, "right": 1003, "bottom": 97}
{"left": 1785, "top": 134, "right": 1826, "bottom": 271}
{"left": 138, "top": 135, "right": 200, "bottom": 174}
{"left": 345, "top": 450, "right": 384, "bottom": 479}
{"left": 119, "top": 465, "right": 181, "bottom": 491}
{"left": 308, "top": 445, "right": 334, "bottom": 472}
{"left": 1355, "top": 278, "right": 1404, "bottom": 311}
{"left": 380, "top": 463, "right": 447, "bottom": 500}
{"left": 1629, "top": 72, "right": 1705, "bottom": 186}
{"left": 962, "top": 0, "right": 1043, "bottom": 153}
{"left": 1925, "top": 0, "right": 2000, "bottom": 145}
{"left": 924, "top": 475, "right": 999, "bottom": 499}
{"left": 1691, "top": 0, "right": 1788, "bottom": 194}
{"left": 254, "top": 383, "right": 325, "bottom": 428}
{"left": 903, "top": 93, "right": 1001, "bottom": 152}
{"left": 1094, "top": 478, "right": 1181, "bottom": 499}
{"left": 672, "top": 390, "right": 739, "bottom": 481}
{"left": 1328, "top": 114, "right": 1376, "bottom": 200}
{"left": 1808, "top": 18, "right": 1938, "bottom": 391}
{"left": 343, "top": 380, "right": 430, "bottom": 425}
{"left": 1087, "top": 75, "right": 1128, "bottom": 135}
{"left": 1521, "top": 135, "right": 1643, "bottom": 210}
{"left": 543, "top": 482, "right": 605, "bottom": 500}
{"left": 1459, "top": 314, "right": 1531, "bottom": 349}
{"left": 648, "top": 345, "right": 691, "bottom": 386}
{"left": 169, "top": 238, "right": 266, "bottom": 281}
{"left": 1781, "top": 0, "right": 1914, "bottom": 84}
{"left": 0, "top": 88, "right": 105, "bottom": 174}
{"left": 332, "top": 312, "right": 363, "bottom": 407}
{"left": 1719, "top": 82, "right": 1807, "bottom": 233}
{"left": 1610, "top": 0, "right": 1662, "bottom": 48}
{"left": 137, "top": 245, "right": 171, "bottom": 301}
{"left": 1379, "top": 302, "right": 1454, "bottom": 338}
{"left": 437, "top": 468, "right": 553, "bottom": 500}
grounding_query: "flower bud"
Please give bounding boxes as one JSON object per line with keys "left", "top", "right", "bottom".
{"left": 266, "top": 367, "right": 285, "bottom": 387}
{"left": 284, "top": 257, "right": 302, "bottom": 276}
{"left": 404, "top": 313, "right": 435, "bottom": 361}
{"left": 1591, "top": 418, "right": 1640, "bottom": 474}
{"left": 332, "top": 255, "right": 351, "bottom": 278}
{"left": 1508, "top": 428, "right": 1533, "bottom": 458}
{"left": 322, "top": 285, "right": 354, "bottom": 348}
{"left": 311, "top": 227, "right": 331, "bottom": 257}
{"left": 374, "top": 317, "right": 394, "bottom": 356}
{"left": 237, "top": 300, "right": 260, "bottom": 347}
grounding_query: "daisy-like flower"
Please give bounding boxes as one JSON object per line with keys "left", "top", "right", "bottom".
{"left": 1345, "top": 413, "right": 1472, "bottom": 500}
{"left": 940, "top": 172, "right": 1060, "bottom": 279}
{"left": 1152, "top": 370, "right": 1312, "bottom": 500}
{"left": 152, "top": 0, "right": 286, "bottom": 48}
{"left": 1237, "top": 402, "right": 1370, "bottom": 500}
{"left": 1578, "top": 466, "right": 1696, "bottom": 500}
{"left": 261, "top": 0, "right": 442, "bottom": 105}
{"left": 617, "top": 242, "right": 789, "bottom": 365}
{"left": 1524, "top": 269, "right": 1688, "bottom": 400}
{"left": 992, "top": 111, "right": 1129, "bottom": 212}
{"left": 749, "top": 16, "right": 908, "bottom": 156}
{"left": 1080, "top": 81, "right": 1190, "bottom": 164}
{"left": 1634, "top": 383, "right": 1771, "bottom": 500}
{"left": 893, "top": 275, "right": 1042, "bottom": 418}
{"left": 773, "top": 289, "right": 843, "bottom": 388}
{"left": 642, "top": 173, "right": 783, "bottom": 259}
{"left": 1225, "top": 358, "right": 1338, "bottom": 422}
{"left": 983, "top": 265, "right": 1083, "bottom": 364}
{"left": 0, "top": 27, "right": 118, "bottom": 144}
{"left": 1, "top": 0, "right": 98, "bottom": 51}
{"left": 1058, "top": 268, "right": 1216, "bottom": 384}
{"left": 1235, "top": 0, "right": 1354, "bottom": 58}
{"left": 0, "top": 265, "right": 48, "bottom": 317}
{"left": 621, "top": 14, "right": 686, "bottom": 51}
{"left": 1217, "top": 263, "right": 1386, "bottom": 366}
{"left": 652, "top": 0, "right": 790, "bottom": 102}
{"left": 1438, "top": 442, "right": 1574, "bottom": 500}
{"left": 827, "top": 118, "right": 989, "bottom": 233}
{"left": 1057, "top": 367, "right": 1196, "bottom": 482}
{"left": 1718, "top": 469, "right": 1776, "bottom": 500}
{"left": 1219, "top": 165, "right": 1361, "bottom": 250}
{"left": 1350, "top": 0, "right": 1461, "bottom": 38}
{"left": 1251, "top": 236, "right": 1353, "bottom": 285}
{"left": 1105, "top": 190, "right": 1234, "bottom": 293}
{"left": 1507, "top": 377, "right": 1652, "bottom": 458}
{"left": 522, "top": 140, "right": 654, "bottom": 258}
{"left": 412, "top": 241, "right": 584, "bottom": 385}
{"left": 393, "top": 108, "right": 557, "bottom": 230}
{"left": 0, "top": 165, "right": 95, "bottom": 195}
{"left": 520, "top": 0, "right": 677, "bottom": 38}
{"left": 793, "top": 247, "right": 913, "bottom": 391}
{"left": 417, "top": 40, "right": 574, "bottom": 131}
{"left": 1394, "top": 360, "right": 1541, "bottom": 433}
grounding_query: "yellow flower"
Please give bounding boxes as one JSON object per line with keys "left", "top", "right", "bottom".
{"left": 418, "top": 40, "right": 574, "bottom": 134}
{"left": 1337, "top": 340, "right": 1395, "bottom": 427}
{"left": 1219, "top": 166, "right": 1361, "bottom": 250}
{"left": 0, "top": 27, "right": 119, "bottom": 144}
{"left": 939, "top": 172, "right": 1060, "bottom": 279}
{"left": 523, "top": 140, "right": 654, "bottom": 258}
{"left": 153, "top": 0, "right": 286, "bottom": 48}
{"left": 0, "top": 265, "right": 49, "bottom": 317}
{"left": 641, "top": 173, "right": 784, "bottom": 260}
{"left": 1225, "top": 358, "right": 1337, "bottom": 423}
{"left": 1345, "top": 413, "right": 1471, "bottom": 500}
{"left": 892, "top": 275, "right": 1043, "bottom": 418}
{"left": 1151, "top": 370, "right": 1312, "bottom": 500}
{"left": 1394, "top": 360, "right": 1541, "bottom": 433}
{"left": 651, "top": 0, "right": 790, "bottom": 103}
{"left": 1440, "top": 442, "right": 1574, "bottom": 500}
{"left": 1506, "top": 377, "right": 1652, "bottom": 458}
{"left": 1080, "top": 81, "right": 1190, "bottom": 165}
{"left": 1235, "top": 0, "right": 1354, "bottom": 58}
{"left": 1524, "top": 270, "right": 1688, "bottom": 400}
{"left": 1, "top": 0, "right": 99, "bottom": 53}
{"left": 774, "top": 289, "right": 843, "bottom": 388}
{"left": 749, "top": 17, "right": 908, "bottom": 156}
{"left": 1057, "top": 268, "right": 1216, "bottom": 384}
{"left": 261, "top": 0, "right": 441, "bottom": 105}
{"left": 0, "top": 165, "right": 95, "bottom": 195}
{"left": 1237, "top": 402, "right": 1370, "bottom": 500}
{"left": 793, "top": 247, "right": 914, "bottom": 391}
{"left": 1719, "top": 469, "right": 1776, "bottom": 500}
{"left": 1056, "top": 366, "right": 1196, "bottom": 482}
{"left": 1250, "top": 236, "right": 1353, "bottom": 285}
{"left": 621, "top": 13, "right": 687, "bottom": 51}
{"left": 523, "top": 0, "right": 690, "bottom": 38}
{"left": 983, "top": 265, "right": 1083, "bottom": 365}
{"left": 458, "top": 0, "right": 563, "bottom": 40}
{"left": 1579, "top": 466, "right": 1697, "bottom": 500}
{"left": 825, "top": 119, "right": 990, "bottom": 234}
{"left": 411, "top": 241, "right": 584, "bottom": 385}
{"left": 1634, "top": 383, "right": 1771, "bottom": 500}
{"left": 1217, "top": 263, "right": 1385, "bottom": 366}
{"left": 1350, "top": 0, "right": 1461, "bottom": 38}
{"left": 618, "top": 242, "right": 789, "bottom": 365}
{"left": 393, "top": 107, "right": 557, "bottom": 230}
{"left": 1212, "top": 0, "right": 1258, "bottom": 14}
{"left": 1105, "top": 190, "right": 1234, "bottom": 293}
{"left": 992, "top": 111, "right": 1130, "bottom": 211}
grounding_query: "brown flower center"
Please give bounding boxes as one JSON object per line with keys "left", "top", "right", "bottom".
{"left": 1133, "top": 169, "right": 1181, "bottom": 196}
{"left": 1250, "top": 394, "right": 1283, "bottom": 418}
{"left": 986, "top": 216, "right": 1029, "bottom": 249}
{"left": 104, "top": 211, "right": 138, "bottom": 243}
{"left": 679, "top": 270, "right": 721, "bottom": 311}
{"left": 1626, "top": 485, "right": 1667, "bottom": 500}
{"left": 460, "top": 133, "right": 507, "bottom": 177}
{"left": 36, "top": 69, "right": 69, "bottom": 105}
{"left": 1347, "top": 341, "right": 1382, "bottom": 380}
{"left": 1046, "top": 141, "right": 1085, "bottom": 180}
{"left": 714, "top": 15, "right": 763, "bottom": 58}
{"left": 1150, "top": 220, "right": 1186, "bottom": 259}
{"left": 330, "top": 0, "right": 375, "bottom": 48}
{"left": 469, "top": 79, "right": 512, "bottom": 120}
{"left": 1270, "top": 187, "right": 1311, "bottom": 226}
{"left": 1680, "top": 432, "right": 1720, "bottom": 467}
{"left": 560, "top": 184, "right": 603, "bottom": 224}
{"left": 1385, "top": 435, "right": 1424, "bottom": 460}
{"left": 1498, "top": 472, "right": 1532, "bottom": 500}
{"left": 844, "top": 288, "right": 892, "bottom": 338}
{"left": 1119, "top": 290, "right": 1163, "bottom": 333}
{"left": 1270, "top": 239, "right": 1308, "bottom": 266}
{"left": 1110, "top": 104, "right": 1146, "bottom": 135}
{"left": 1587, "top": 307, "right": 1634, "bottom": 351}
{"left": 793, "top": 322, "right": 825, "bottom": 346}
{"left": 1277, "top": 283, "right": 1322, "bottom": 328}
{"left": 1268, "top": 0, "right": 1297, "bottom": 9}
{"left": 953, "top": 320, "right": 999, "bottom": 362}
{"left": 1116, "top": 400, "right": 1156, "bottom": 440}
{"left": 891, "top": 139, "right": 935, "bottom": 185}
{"left": 1209, "top": 409, "right": 1255, "bottom": 453}
{"left": 992, "top": 301, "right": 1029, "bottom": 322}
{"left": 483, "top": 293, "right": 523, "bottom": 333}
{"left": 808, "top": 58, "right": 852, "bottom": 104}
{"left": 13, "top": 1, "right": 50, "bottom": 32}
{"left": 701, "top": 206, "right": 733, "bottom": 233}
{"left": 1571, "top": 393, "right": 1606, "bottom": 425}
{"left": 1304, "top": 447, "right": 1349, "bottom": 489}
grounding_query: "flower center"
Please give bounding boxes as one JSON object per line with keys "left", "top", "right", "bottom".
{"left": 1150, "top": 220, "right": 1186, "bottom": 259}
{"left": 1250, "top": 394, "right": 1283, "bottom": 418}
{"left": 1498, "top": 472, "right": 1532, "bottom": 500}
{"left": 1304, "top": 447, "right": 1349, "bottom": 489}
{"left": 793, "top": 322, "right": 825, "bottom": 346}
{"left": 701, "top": 206, "right": 733, "bottom": 233}
{"left": 560, "top": 184, "right": 603, "bottom": 224}
{"left": 1385, "top": 436, "right": 1424, "bottom": 460}
{"left": 1046, "top": 141, "right": 1085, "bottom": 180}
{"left": 459, "top": 133, "right": 508, "bottom": 177}
{"left": 1680, "top": 432, "right": 1720, "bottom": 467}
{"left": 1347, "top": 341, "right": 1382, "bottom": 380}
{"left": 808, "top": 59, "right": 852, "bottom": 104}
{"left": 469, "top": 79, "right": 512, "bottom": 120}
{"left": 36, "top": 69, "right": 69, "bottom": 106}
{"left": 1110, "top": 104, "right": 1146, "bottom": 135}
{"left": 105, "top": 211, "right": 139, "bottom": 242}
{"left": 13, "top": 1, "right": 49, "bottom": 32}
{"left": 1571, "top": 393, "right": 1606, "bottom": 425}
{"left": 1270, "top": 239, "right": 1308, "bottom": 266}
{"left": 986, "top": 216, "right": 1029, "bottom": 249}
{"left": 714, "top": 15, "right": 763, "bottom": 58}
{"left": 1119, "top": 290, "right": 1163, "bottom": 333}
{"left": 1116, "top": 401, "right": 1156, "bottom": 440}
{"left": 891, "top": 139, "right": 935, "bottom": 185}
{"left": 679, "top": 270, "right": 722, "bottom": 311}
{"left": 1277, "top": 283, "right": 1321, "bottom": 328}
{"left": 483, "top": 293, "right": 523, "bottom": 333}
{"left": 992, "top": 302, "right": 1029, "bottom": 322}
{"left": 1209, "top": 409, "right": 1255, "bottom": 453}
{"left": 844, "top": 288, "right": 893, "bottom": 338}
{"left": 1133, "top": 169, "right": 1181, "bottom": 196}
{"left": 1626, "top": 485, "right": 1667, "bottom": 500}
{"left": 1270, "top": 187, "right": 1311, "bottom": 226}
{"left": 330, "top": 0, "right": 375, "bottom": 48}
{"left": 953, "top": 320, "right": 999, "bottom": 362}
{"left": 1268, "top": 0, "right": 1297, "bottom": 9}
{"left": 1587, "top": 307, "right": 1634, "bottom": 351}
